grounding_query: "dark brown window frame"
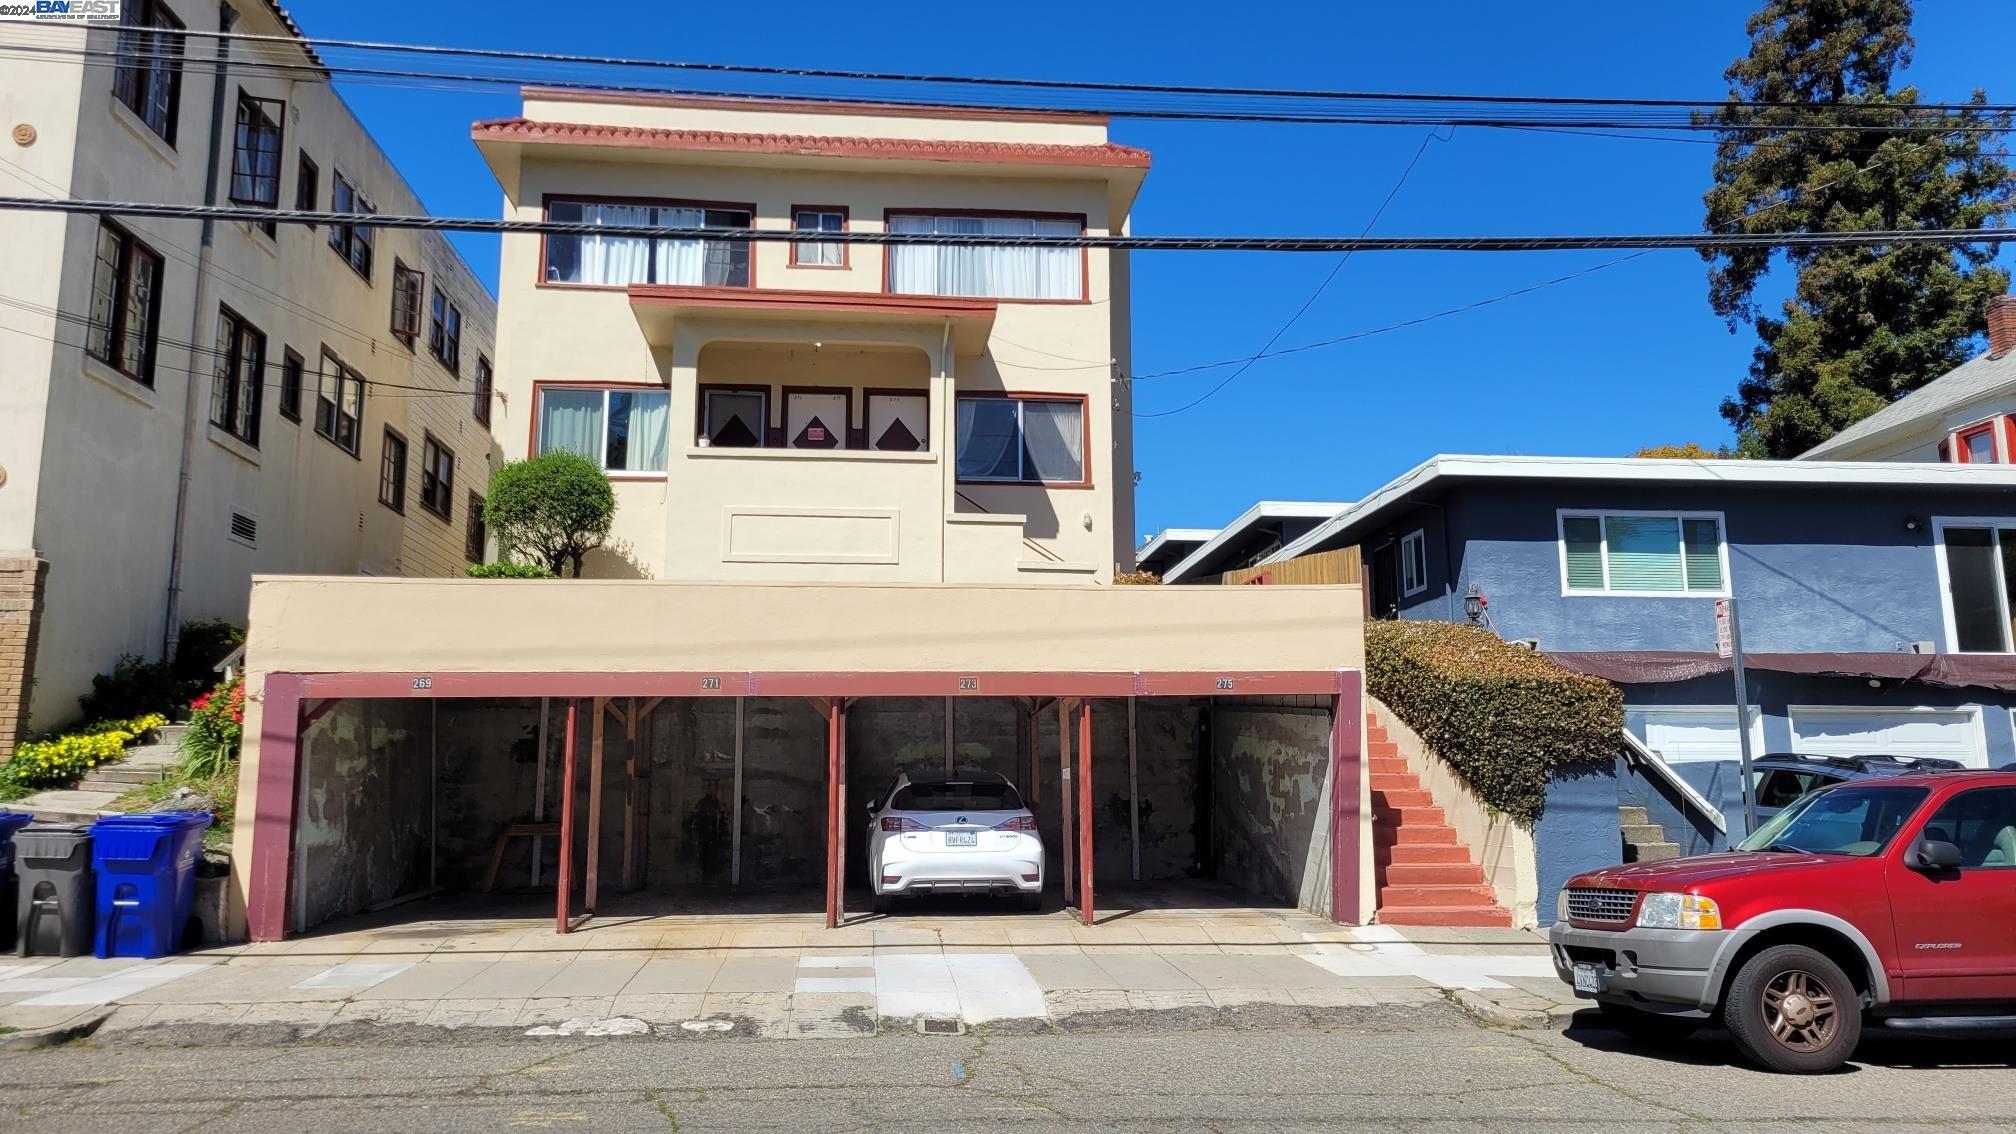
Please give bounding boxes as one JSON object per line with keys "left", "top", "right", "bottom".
{"left": 882, "top": 208, "right": 1090, "bottom": 304}
{"left": 229, "top": 89, "right": 284, "bottom": 226}
{"left": 314, "top": 345, "right": 364, "bottom": 457}
{"left": 537, "top": 194, "right": 756, "bottom": 289}
{"left": 378, "top": 427, "right": 408, "bottom": 514}
{"left": 464, "top": 490, "right": 486, "bottom": 562}
{"left": 428, "top": 287, "right": 461, "bottom": 372}
{"left": 85, "top": 219, "right": 164, "bottom": 387}
{"left": 328, "top": 171, "right": 376, "bottom": 282}
{"left": 294, "top": 151, "right": 318, "bottom": 228}
{"left": 419, "top": 432, "right": 454, "bottom": 521}
{"left": 697, "top": 384, "right": 771, "bottom": 449}
{"left": 111, "top": 0, "right": 183, "bottom": 146}
{"left": 473, "top": 354, "right": 493, "bottom": 428}
{"left": 953, "top": 392, "right": 1093, "bottom": 488}
{"left": 278, "top": 346, "right": 304, "bottom": 422}
{"left": 209, "top": 304, "right": 266, "bottom": 447}
{"left": 390, "top": 259, "right": 424, "bottom": 343}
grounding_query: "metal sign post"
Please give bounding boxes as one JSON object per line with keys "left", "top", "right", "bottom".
{"left": 1717, "top": 598, "right": 1758, "bottom": 834}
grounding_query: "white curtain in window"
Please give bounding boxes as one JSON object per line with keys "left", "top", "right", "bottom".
{"left": 1021, "top": 400, "right": 1084, "bottom": 481}
{"left": 539, "top": 388, "right": 603, "bottom": 459}
{"left": 626, "top": 390, "right": 670, "bottom": 471}
{"left": 580, "top": 203, "right": 653, "bottom": 286}
{"left": 889, "top": 215, "right": 1082, "bottom": 300}
{"left": 955, "top": 398, "right": 1020, "bottom": 479}
{"left": 653, "top": 206, "right": 707, "bottom": 286}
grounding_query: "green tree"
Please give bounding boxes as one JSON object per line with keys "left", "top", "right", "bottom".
{"left": 1702, "top": 0, "right": 2011, "bottom": 458}
{"left": 482, "top": 452, "right": 616, "bottom": 577}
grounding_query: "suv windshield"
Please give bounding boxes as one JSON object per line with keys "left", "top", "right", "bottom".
{"left": 890, "top": 781, "right": 1024, "bottom": 812}
{"left": 1736, "top": 784, "right": 1929, "bottom": 856}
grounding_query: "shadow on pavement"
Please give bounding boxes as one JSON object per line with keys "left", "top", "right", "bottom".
{"left": 1559, "top": 1005, "right": 2016, "bottom": 1074}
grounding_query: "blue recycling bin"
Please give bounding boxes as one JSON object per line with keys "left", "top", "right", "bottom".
{"left": 0, "top": 810, "right": 31, "bottom": 951}
{"left": 91, "top": 811, "right": 212, "bottom": 959}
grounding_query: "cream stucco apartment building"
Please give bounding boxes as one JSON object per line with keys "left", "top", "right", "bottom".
{"left": 0, "top": 2, "right": 498, "bottom": 751}
{"left": 471, "top": 88, "right": 1144, "bottom": 581}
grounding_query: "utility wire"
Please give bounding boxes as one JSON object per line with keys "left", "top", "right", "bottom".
{"left": 1135, "top": 130, "right": 1446, "bottom": 419}
{"left": 0, "top": 195, "right": 2006, "bottom": 253}
{"left": 2, "top": 37, "right": 2011, "bottom": 135}
{"left": 48, "top": 22, "right": 2016, "bottom": 118}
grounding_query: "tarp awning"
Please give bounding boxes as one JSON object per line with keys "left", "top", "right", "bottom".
{"left": 1544, "top": 650, "right": 2016, "bottom": 693}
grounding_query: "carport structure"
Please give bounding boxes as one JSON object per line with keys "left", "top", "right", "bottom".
{"left": 230, "top": 579, "right": 1367, "bottom": 942}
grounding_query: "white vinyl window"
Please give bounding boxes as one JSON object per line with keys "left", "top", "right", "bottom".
{"left": 1400, "top": 530, "right": 1427, "bottom": 597}
{"left": 1935, "top": 519, "right": 2016, "bottom": 652}
{"left": 536, "top": 386, "right": 670, "bottom": 473}
{"left": 792, "top": 209, "right": 845, "bottom": 267}
{"left": 1559, "top": 511, "right": 1728, "bottom": 597}
{"left": 888, "top": 214, "right": 1083, "bottom": 300}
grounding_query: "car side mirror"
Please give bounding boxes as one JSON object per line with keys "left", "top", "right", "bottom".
{"left": 1909, "top": 838, "right": 1963, "bottom": 873}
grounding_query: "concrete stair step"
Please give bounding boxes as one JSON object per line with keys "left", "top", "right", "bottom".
{"left": 1373, "top": 804, "right": 1447, "bottom": 826}
{"left": 1372, "top": 788, "right": 1435, "bottom": 809}
{"left": 115, "top": 743, "right": 182, "bottom": 768}
{"left": 1377, "top": 843, "right": 1473, "bottom": 864}
{"left": 1368, "top": 772, "right": 1419, "bottom": 791}
{"left": 1621, "top": 823, "right": 1670, "bottom": 844}
{"left": 1375, "top": 823, "right": 1460, "bottom": 846}
{"left": 1627, "top": 842, "right": 1683, "bottom": 862}
{"left": 86, "top": 766, "right": 171, "bottom": 786}
{"left": 1618, "top": 805, "right": 1650, "bottom": 826}
{"left": 1378, "top": 883, "right": 1500, "bottom": 908}
{"left": 1378, "top": 861, "right": 1489, "bottom": 887}
{"left": 1367, "top": 740, "right": 1400, "bottom": 759}
{"left": 75, "top": 780, "right": 141, "bottom": 795}
{"left": 1367, "top": 757, "right": 1410, "bottom": 775}
{"left": 1378, "top": 905, "right": 1514, "bottom": 928}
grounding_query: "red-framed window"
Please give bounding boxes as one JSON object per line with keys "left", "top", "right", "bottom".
{"left": 1950, "top": 419, "right": 2004, "bottom": 464}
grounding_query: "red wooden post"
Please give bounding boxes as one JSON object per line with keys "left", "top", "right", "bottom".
{"left": 556, "top": 698, "right": 579, "bottom": 934}
{"left": 1078, "top": 698, "right": 1094, "bottom": 927}
{"left": 1058, "top": 699, "right": 1075, "bottom": 906}
{"left": 246, "top": 674, "right": 305, "bottom": 942}
{"left": 825, "top": 698, "right": 844, "bottom": 929}
{"left": 586, "top": 696, "right": 605, "bottom": 914}
{"left": 1330, "top": 675, "right": 1364, "bottom": 925}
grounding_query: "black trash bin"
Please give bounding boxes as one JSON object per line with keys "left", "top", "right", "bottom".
{"left": 0, "top": 812, "right": 30, "bottom": 952}
{"left": 16, "top": 823, "right": 94, "bottom": 958}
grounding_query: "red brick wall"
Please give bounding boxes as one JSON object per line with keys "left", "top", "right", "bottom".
{"left": 0, "top": 555, "right": 49, "bottom": 758}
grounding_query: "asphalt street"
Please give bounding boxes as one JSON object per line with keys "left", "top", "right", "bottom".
{"left": 7, "top": 1001, "right": 2016, "bottom": 1132}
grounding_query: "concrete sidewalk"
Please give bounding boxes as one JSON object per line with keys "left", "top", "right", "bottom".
{"left": 0, "top": 908, "right": 1577, "bottom": 1044}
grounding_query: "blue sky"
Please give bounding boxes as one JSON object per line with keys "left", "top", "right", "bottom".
{"left": 290, "top": 0, "right": 2012, "bottom": 545}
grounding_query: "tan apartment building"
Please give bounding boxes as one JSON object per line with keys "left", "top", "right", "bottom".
{"left": 0, "top": 2, "right": 499, "bottom": 750}
{"left": 471, "top": 89, "right": 1144, "bottom": 582}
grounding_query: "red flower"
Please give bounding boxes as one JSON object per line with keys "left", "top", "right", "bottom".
{"left": 191, "top": 693, "right": 212, "bottom": 711}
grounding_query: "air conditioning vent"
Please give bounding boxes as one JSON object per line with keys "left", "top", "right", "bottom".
{"left": 228, "top": 508, "right": 258, "bottom": 548}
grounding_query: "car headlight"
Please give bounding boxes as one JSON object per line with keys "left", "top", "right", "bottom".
{"left": 1557, "top": 890, "right": 1571, "bottom": 922}
{"left": 1635, "top": 892, "right": 1722, "bottom": 930}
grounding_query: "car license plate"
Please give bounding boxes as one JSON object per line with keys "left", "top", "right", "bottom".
{"left": 945, "top": 832, "right": 978, "bottom": 847}
{"left": 1572, "top": 963, "right": 1603, "bottom": 994}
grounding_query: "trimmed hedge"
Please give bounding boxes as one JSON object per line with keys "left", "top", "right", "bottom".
{"left": 1365, "top": 620, "right": 1622, "bottom": 826}
{"left": 467, "top": 562, "right": 558, "bottom": 579}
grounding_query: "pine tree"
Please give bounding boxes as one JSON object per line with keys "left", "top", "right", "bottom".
{"left": 1702, "top": 0, "right": 2011, "bottom": 458}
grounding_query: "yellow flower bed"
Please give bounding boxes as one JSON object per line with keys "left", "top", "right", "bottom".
{"left": 4, "top": 713, "right": 168, "bottom": 789}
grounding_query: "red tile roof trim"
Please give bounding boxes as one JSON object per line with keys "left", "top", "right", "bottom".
{"left": 471, "top": 118, "right": 1151, "bottom": 169}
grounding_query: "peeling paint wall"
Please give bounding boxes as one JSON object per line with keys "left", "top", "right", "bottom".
{"left": 435, "top": 699, "right": 546, "bottom": 891}
{"left": 296, "top": 699, "right": 434, "bottom": 929}
{"left": 1209, "top": 704, "right": 1331, "bottom": 905}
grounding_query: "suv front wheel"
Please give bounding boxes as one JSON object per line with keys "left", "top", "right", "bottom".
{"left": 1723, "top": 944, "right": 1862, "bottom": 1073}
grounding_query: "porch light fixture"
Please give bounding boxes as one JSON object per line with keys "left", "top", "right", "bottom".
{"left": 1463, "top": 584, "right": 1486, "bottom": 624}
{"left": 1904, "top": 515, "right": 1922, "bottom": 532}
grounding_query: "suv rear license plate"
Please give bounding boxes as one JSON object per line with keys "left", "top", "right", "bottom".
{"left": 1572, "top": 964, "right": 1603, "bottom": 994}
{"left": 945, "top": 832, "right": 978, "bottom": 847}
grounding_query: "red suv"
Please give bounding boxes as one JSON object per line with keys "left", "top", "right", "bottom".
{"left": 1551, "top": 770, "right": 2016, "bottom": 1073}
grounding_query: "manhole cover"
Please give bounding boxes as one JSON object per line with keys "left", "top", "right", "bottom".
{"left": 917, "top": 1017, "right": 965, "bottom": 1036}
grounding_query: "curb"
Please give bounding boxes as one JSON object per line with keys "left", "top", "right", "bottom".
{"left": 0, "top": 1007, "right": 113, "bottom": 1052}
{"left": 1448, "top": 989, "right": 1574, "bottom": 1030}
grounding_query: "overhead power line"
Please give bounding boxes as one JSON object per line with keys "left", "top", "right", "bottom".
{"left": 51, "top": 22, "right": 2016, "bottom": 119}
{"left": 1, "top": 195, "right": 2008, "bottom": 254}
{"left": 1, "top": 36, "right": 2011, "bottom": 135}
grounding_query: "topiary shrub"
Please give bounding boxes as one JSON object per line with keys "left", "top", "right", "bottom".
{"left": 483, "top": 452, "right": 616, "bottom": 577}
{"left": 466, "top": 562, "right": 558, "bottom": 579}
{"left": 1365, "top": 621, "right": 1623, "bottom": 826}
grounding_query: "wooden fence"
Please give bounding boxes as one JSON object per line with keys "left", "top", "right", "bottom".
{"left": 1219, "top": 546, "right": 1362, "bottom": 586}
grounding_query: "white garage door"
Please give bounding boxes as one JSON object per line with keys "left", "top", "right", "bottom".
{"left": 1639, "top": 708, "right": 1764, "bottom": 765}
{"left": 1787, "top": 708, "right": 1985, "bottom": 768}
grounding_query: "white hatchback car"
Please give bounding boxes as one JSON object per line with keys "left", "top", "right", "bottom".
{"left": 866, "top": 773, "right": 1044, "bottom": 912}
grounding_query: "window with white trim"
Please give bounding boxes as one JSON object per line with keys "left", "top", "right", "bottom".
{"left": 536, "top": 386, "right": 670, "bottom": 473}
{"left": 1559, "top": 512, "right": 1726, "bottom": 595}
{"left": 1939, "top": 522, "right": 2016, "bottom": 651}
{"left": 1400, "top": 530, "right": 1427, "bottom": 596}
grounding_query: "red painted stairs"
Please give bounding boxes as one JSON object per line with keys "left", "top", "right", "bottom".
{"left": 1370, "top": 716, "right": 1513, "bottom": 927}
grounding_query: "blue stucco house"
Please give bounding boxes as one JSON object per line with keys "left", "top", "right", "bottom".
{"left": 1264, "top": 454, "right": 2016, "bottom": 917}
